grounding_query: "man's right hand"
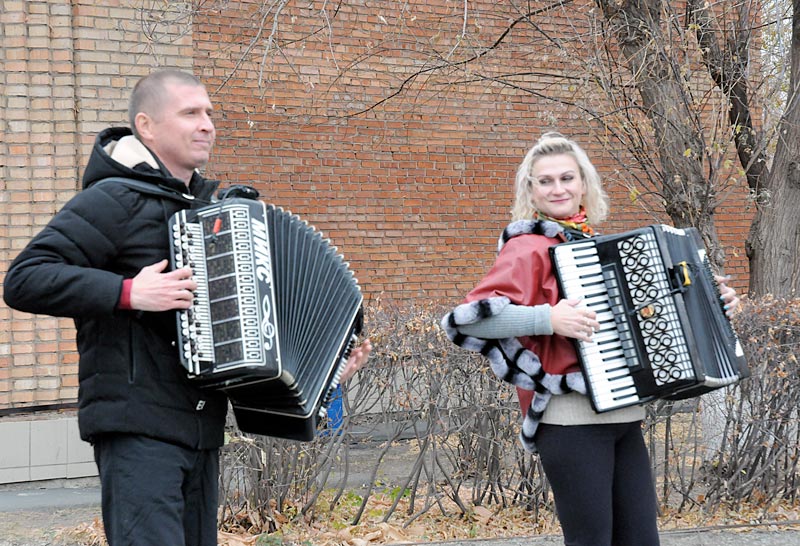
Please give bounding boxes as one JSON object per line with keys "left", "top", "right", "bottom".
{"left": 129, "top": 259, "right": 196, "bottom": 312}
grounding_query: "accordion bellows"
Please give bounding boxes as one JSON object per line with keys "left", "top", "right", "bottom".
{"left": 169, "top": 198, "right": 363, "bottom": 441}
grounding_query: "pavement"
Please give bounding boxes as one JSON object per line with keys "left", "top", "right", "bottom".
{"left": 2, "top": 482, "right": 800, "bottom": 545}
{"left": 0, "top": 479, "right": 102, "bottom": 546}
{"left": 409, "top": 528, "right": 800, "bottom": 545}
{"left": 0, "top": 484, "right": 100, "bottom": 513}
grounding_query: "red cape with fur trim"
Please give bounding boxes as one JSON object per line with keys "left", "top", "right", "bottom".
{"left": 465, "top": 233, "right": 581, "bottom": 412}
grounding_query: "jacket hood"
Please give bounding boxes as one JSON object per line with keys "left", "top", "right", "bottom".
{"left": 81, "top": 127, "right": 218, "bottom": 200}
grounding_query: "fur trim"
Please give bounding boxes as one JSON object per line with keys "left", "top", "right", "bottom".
{"left": 441, "top": 219, "right": 587, "bottom": 453}
{"left": 498, "top": 219, "right": 563, "bottom": 251}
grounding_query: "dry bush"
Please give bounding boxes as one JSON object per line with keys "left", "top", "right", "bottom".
{"left": 218, "top": 295, "right": 800, "bottom": 534}
{"left": 218, "top": 300, "right": 550, "bottom": 534}
{"left": 640, "top": 295, "right": 800, "bottom": 516}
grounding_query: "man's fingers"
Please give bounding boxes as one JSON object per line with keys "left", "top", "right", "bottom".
{"left": 163, "top": 265, "right": 194, "bottom": 280}
{"left": 144, "top": 259, "right": 170, "bottom": 273}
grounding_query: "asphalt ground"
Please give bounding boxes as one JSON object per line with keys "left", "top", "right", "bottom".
{"left": 0, "top": 480, "right": 101, "bottom": 546}
{"left": 412, "top": 528, "right": 800, "bottom": 545}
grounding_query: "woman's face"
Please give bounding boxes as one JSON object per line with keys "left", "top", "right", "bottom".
{"left": 529, "top": 153, "right": 586, "bottom": 219}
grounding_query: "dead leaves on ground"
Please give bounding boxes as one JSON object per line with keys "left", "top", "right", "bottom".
{"left": 215, "top": 494, "right": 800, "bottom": 546}
{"left": 57, "top": 490, "right": 800, "bottom": 546}
{"left": 315, "top": 522, "right": 421, "bottom": 545}
{"left": 217, "top": 488, "right": 560, "bottom": 546}
{"left": 55, "top": 517, "right": 106, "bottom": 546}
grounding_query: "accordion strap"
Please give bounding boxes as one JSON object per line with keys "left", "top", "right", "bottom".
{"left": 90, "top": 177, "right": 199, "bottom": 205}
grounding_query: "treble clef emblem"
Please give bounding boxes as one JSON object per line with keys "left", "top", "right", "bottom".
{"left": 261, "top": 295, "right": 275, "bottom": 350}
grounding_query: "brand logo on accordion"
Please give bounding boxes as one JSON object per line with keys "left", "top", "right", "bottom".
{"left": 251, "top": 217, "right": 278, "bottom": 353}
{"left": 251, "top": 218, "right": 273, "bottom": 282}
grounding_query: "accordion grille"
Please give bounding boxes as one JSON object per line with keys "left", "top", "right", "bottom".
{"left": 617, "top": 231, "right": 694, "bottom": 386}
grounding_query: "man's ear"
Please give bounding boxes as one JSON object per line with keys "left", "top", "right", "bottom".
{"left": 134, "top": 112, "right": 153, "bottom": 141}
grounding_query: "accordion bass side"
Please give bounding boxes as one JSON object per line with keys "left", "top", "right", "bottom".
{"left": 169, "top": 198, "right": 364, "bottom": 441}
{"left": 550, "top": 224, "right": 749, "bottom": 413}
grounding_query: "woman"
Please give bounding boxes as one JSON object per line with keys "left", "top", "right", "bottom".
{"left": 441, "top": 132, "right": 740, "bottom": 546}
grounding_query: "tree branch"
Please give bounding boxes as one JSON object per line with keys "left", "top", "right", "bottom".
{"left": 344, "top": 0, "right": 574, "bottom": 118}
{"left": 687, "top": 0, "right": 769, "bottom": 194}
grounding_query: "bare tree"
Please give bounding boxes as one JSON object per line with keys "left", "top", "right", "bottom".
{"left": 742, "top": 0, "right": 800, "bottom": 295}
{"left": 591, "top": 0, "right": 799, "bottom": 296}
{"left": 584, "top": 0, "right": 797, "bottom": 455}
{"left": 140, "top": 1, "right": 797, "bottom": 295}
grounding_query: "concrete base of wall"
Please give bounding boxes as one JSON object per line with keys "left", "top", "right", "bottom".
{"left": 0, "top": 412, "right": 97, "bottom": 485}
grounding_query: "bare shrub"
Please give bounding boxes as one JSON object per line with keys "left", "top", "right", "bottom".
{"left": 218, "top": 300, "right": 551, "bottom": 533}
{"left": 695, "top": 296, "right": 800, "bottom": 510}
{"left": 643, "top": 295, "right": 800, "bottom": 516}
{"left": 218, "top": 295, "right": 800, "bottom": 534}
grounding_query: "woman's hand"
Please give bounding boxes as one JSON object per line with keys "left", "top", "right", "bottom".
{"left": 715, "top": 275, "right": 740, "bottom": 318}
{"left": 550, "top": 299, "right": 600, "bottom": 342}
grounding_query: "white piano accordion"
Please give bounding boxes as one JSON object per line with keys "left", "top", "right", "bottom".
{"left": 550, "top": 224, "right": 749, "bottom": 413}
{"left": 169, "top": 198, "right": 363, "bottom": 441}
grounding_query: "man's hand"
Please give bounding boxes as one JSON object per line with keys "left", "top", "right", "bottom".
{"left": 340, "top": 339, "right": 372, "bottom": 383}
{"left": 129, "top": 259, "right": 197, "bottom": 312}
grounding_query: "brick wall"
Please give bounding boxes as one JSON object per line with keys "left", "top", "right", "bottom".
{"left": 0, "top": 0, "right": 193, "bottom": 411}
{"left": 0, "top": 0, "right": 753, "bottom": 419}
{"left": 194, "top": 0, "right": 753, "bottom": 301}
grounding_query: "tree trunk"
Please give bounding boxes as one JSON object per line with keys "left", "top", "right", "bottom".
{"left": 595, "top": 0, "right": 741, "bottom": 455}
{"left": 746, "top": 0, "right": 800, "bottom": 297}
{"left": 747, "top": 146, "right": 800, "bottom": 296}
{"left": 595, "top": 0, "right": 727, "bottom": 267}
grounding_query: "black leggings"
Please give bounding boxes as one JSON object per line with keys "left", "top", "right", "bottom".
{"left": 536, "top": 422, "right": 660, "bottom": 546}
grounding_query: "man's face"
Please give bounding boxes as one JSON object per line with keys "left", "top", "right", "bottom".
{"left": 137, "top": 82, "right": 216, "bottom": 183}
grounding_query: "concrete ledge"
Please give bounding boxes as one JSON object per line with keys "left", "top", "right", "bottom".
{"left": 0, "top": 413, "right": 96, "bottom": 485}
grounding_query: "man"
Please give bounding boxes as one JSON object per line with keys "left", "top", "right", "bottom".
{"left": 3, "top": 69, "right": 371, "bottom": 546}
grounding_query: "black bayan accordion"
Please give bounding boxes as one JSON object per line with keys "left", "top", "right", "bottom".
{"left": 550, "top": 224, "right": 749, "bottom": 413}
{"left": 169, "top": 198, "right": 363, "bottom": 441}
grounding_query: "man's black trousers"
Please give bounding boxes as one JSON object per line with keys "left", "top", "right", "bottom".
{"left": 93, "top": 433, "right": 219, "bottom": 546}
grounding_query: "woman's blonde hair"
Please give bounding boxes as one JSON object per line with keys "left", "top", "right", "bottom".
{"left": 511, "top": 131, "right": 609, "bottom": 223}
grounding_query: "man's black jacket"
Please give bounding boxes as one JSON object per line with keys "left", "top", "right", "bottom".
{"left": 3, "top": 127, "right": 228, "bottom": 449}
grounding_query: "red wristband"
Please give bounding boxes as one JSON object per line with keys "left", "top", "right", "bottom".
{"left": 118, "top": 278, "right": 133, "bottom": 310}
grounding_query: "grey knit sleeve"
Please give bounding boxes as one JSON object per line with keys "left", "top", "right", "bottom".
{"left": 455, "top": 303, "right": 553, "bottom": 339}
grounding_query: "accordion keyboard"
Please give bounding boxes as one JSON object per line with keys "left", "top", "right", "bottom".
{"left": 552, "top": 241, "right": 644, "bottom": 411}
{"left": 172, "top": 220, "right": 213, "bottom": 374}
{"left": 551, "top": 225, "right": 746, "bottom": 412}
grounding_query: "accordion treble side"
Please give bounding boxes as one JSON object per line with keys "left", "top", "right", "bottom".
{"left": 550, "top": 224, "right": 748, "bottom": 413}
{"left": 169, "top": 198, "right": 363, "bottom": 441}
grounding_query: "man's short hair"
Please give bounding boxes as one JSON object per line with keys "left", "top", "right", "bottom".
{"left": 129, "top": 69, "right": 203, "bottom": 137}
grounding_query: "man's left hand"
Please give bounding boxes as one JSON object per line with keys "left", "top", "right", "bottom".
{"left": 340, "top": 339, "right": 372, "bottom": 383}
